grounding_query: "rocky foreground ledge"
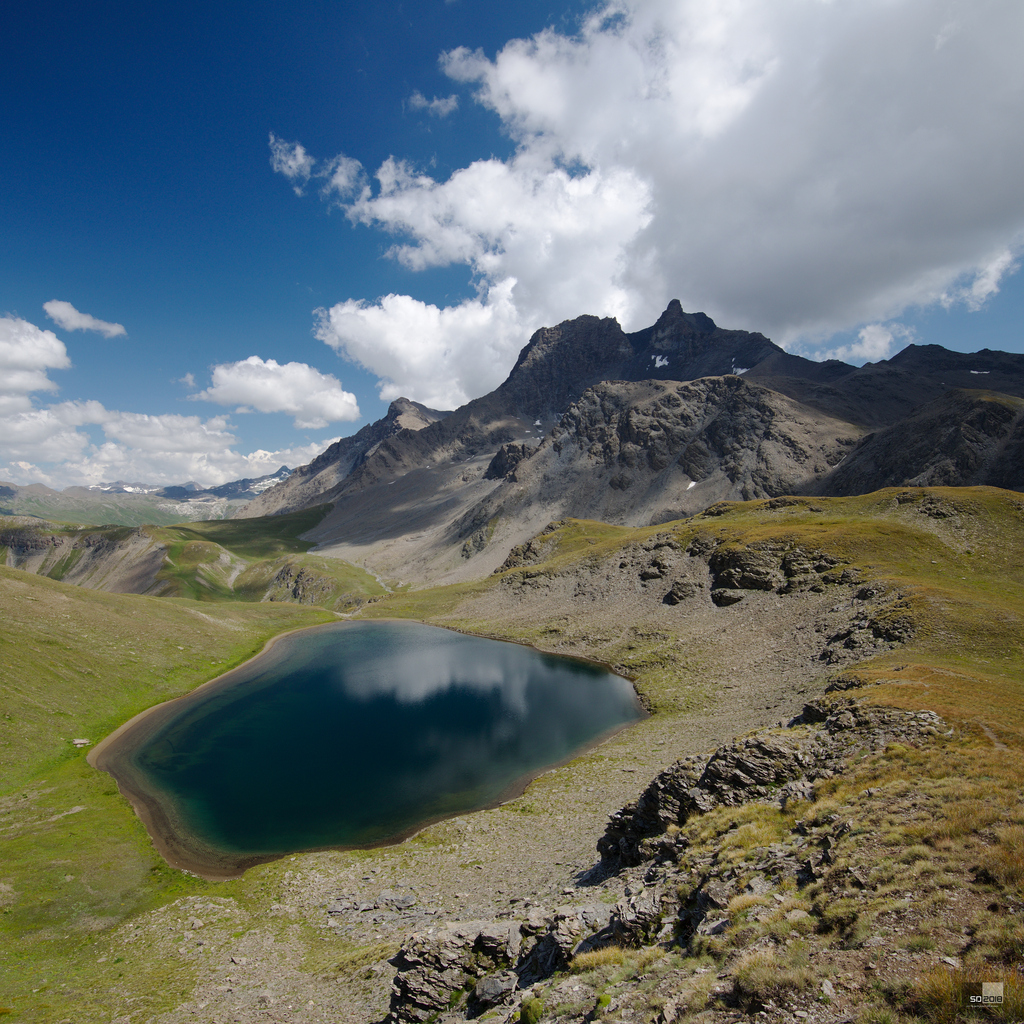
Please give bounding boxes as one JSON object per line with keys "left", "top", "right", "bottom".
{"left": 382, "top": 699, "right": 1023, "bottom": 1023}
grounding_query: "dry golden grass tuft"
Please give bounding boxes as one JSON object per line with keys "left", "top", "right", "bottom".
{"left": 914, "top": 965, "right": 1024, "bottom": 1024}
{"left": 731, "top": 949, "right": 815, "bottom": 1009}
{"left": 569, "top": 946, "right": 634, "bottom": 973}
{"left": 981, "top": 825, "right": 1024, "bottom": 893}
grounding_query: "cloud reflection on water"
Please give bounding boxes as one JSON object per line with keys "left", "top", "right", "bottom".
{"left": 141, "top": 621, "right": 640, "bottom": 854}
{"left": 335, "top": 627, "right": 538, "bottom": 718}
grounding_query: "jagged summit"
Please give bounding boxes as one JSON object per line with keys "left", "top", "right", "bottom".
{"left": 495, "top": 301, "right": 786, "bottom": 419}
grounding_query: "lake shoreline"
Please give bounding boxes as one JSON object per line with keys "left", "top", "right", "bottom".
{"left": 88, "top": 618, "right": 645, "bottom": 880}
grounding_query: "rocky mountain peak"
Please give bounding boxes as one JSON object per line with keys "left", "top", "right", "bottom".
{"left": 384, "top": 397, "right": 451, "bottom": 432}
{"left": 646, "top": 298, "right": 717, "bottom": 351}
{"left": 497, "top": 314, "right": 632, "bottom": 418}
{"left": 494, "top": 301, "right": 780, "bottom": 420}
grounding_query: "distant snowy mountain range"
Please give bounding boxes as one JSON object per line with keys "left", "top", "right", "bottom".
{"left": 84, "top": 466, "right": 292, "bottom": 500}
{"left": 0, "top": 467, "right": 292, "bottom": 526}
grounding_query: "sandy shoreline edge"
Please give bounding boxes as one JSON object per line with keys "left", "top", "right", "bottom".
{"left": 88, "top": 619, "right": 349, "bottom": 880}
{"left": 88, "top": 618, "right": 645, "bottom": 881}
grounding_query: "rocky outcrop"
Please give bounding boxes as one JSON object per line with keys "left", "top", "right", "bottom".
{"left": 495, "top": 532, "right": 563, "bottom": 572}
{"left": 265, "top": 563, "right": 336, "bottom": 604}
{"left": 598, "top": 700, "right": 942, "bottom": 867}
{"left": 386, "top": 920, "right": 522, "bottom": 1022}
{"left": 383, "top": 700, "right": 949, "bottom": 1022}
{"left": 484, "top": 442, "right": 535, "bottom": 481}
{"left": 385, "top": 908, "right": 614, "bottom": 1023}
{"left": 706, "top": 542, "right": 855, "bottom": 605}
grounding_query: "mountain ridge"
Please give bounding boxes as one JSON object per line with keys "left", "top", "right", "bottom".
{"left": 237, "top": 301, "right": 1024, "bottom": 587}
{"left": 236, "top": 302, "right": 844, "bottom": 525}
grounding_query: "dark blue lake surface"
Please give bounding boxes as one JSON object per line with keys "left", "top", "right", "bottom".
{"left": 127, "top": 620, "right": 641, "bottom": 859}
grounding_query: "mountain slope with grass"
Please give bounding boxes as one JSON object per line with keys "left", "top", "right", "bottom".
{"left": 0, "top": 506, "right": 386, "bottom": 611}
{"left": 2, "top": 486, "right": 1023, "bottom": 1023}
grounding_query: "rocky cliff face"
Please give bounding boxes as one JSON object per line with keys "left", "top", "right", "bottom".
{"left": 447, "top": 378, "right": 860, "bottom": 573}
{"left": 0, "top": 523, "right": 167, "bottom": 593}
{"left": 819, "top": 389, "right": 1024, "bottom": 494}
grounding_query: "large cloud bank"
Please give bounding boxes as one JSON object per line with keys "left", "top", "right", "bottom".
{"left": 278, "top": 0, "right": 1024, "bottom": 408}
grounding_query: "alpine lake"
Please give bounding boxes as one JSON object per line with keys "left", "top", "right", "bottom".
{"left": 93, "top": 620, "right": 643, "bottom": 878}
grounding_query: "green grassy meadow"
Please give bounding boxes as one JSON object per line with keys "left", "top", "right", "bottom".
{"left": 0, "top": 566, "right": 342, "bottom": 1019}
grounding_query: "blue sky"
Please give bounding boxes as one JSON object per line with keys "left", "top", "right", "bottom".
{"left": 2, "top": 0, "right": 1023, "bottom": 488}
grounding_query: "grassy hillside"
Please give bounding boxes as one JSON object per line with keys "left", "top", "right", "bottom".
{"left": 0, "top": 569, "right": 340, "bottom": 1020}
{"left": 1, "top": 506, "right": 388, "bottom": 611}
{"left": 149, "top": 508, "right": 388, "bottom": 608}
{"left": 1, "top": 486, "right": 1022, "bottom": 1022}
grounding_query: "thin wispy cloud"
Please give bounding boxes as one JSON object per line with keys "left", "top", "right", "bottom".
{"left": 408, "top": 91, "right": 459, "bottom": 117}
{"left": 43, "top": 300, "right": 126, "bottom": 338}
{"left": 268, "top": 132, "right": 315, "bottom": 195}
{"left": 821, "top": 323, "right": 916, "bottom": 365}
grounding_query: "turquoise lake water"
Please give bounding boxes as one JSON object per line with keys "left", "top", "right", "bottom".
{"left": 129, "top": 620, "right": 641, "bottom": 857}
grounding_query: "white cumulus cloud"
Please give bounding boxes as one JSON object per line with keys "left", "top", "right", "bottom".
{"left": 275, "top": 0, "right": 1024, "bottom": 401}
{"left": 193, "top": 356, "right": 361, "bottom": 429}
{"left": 0, "top": 315, "right": 71, "bottom": 415}
{"left": 0, "top": 315, "right": 343, "bottom": 489}
{"left": 315, "top": 279, "right": 523, "bottom": 409}
{"left": 0, "top": 401, "right": 104, "bottom": 466}
{"left": 299, "top": 150, "right": 649, "bottom": 405}
{"left": 43, "top": 300, "right": 126, "bottom": 338}
{"left": 0, "top": 396, "right": 340, "bottom": 489}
